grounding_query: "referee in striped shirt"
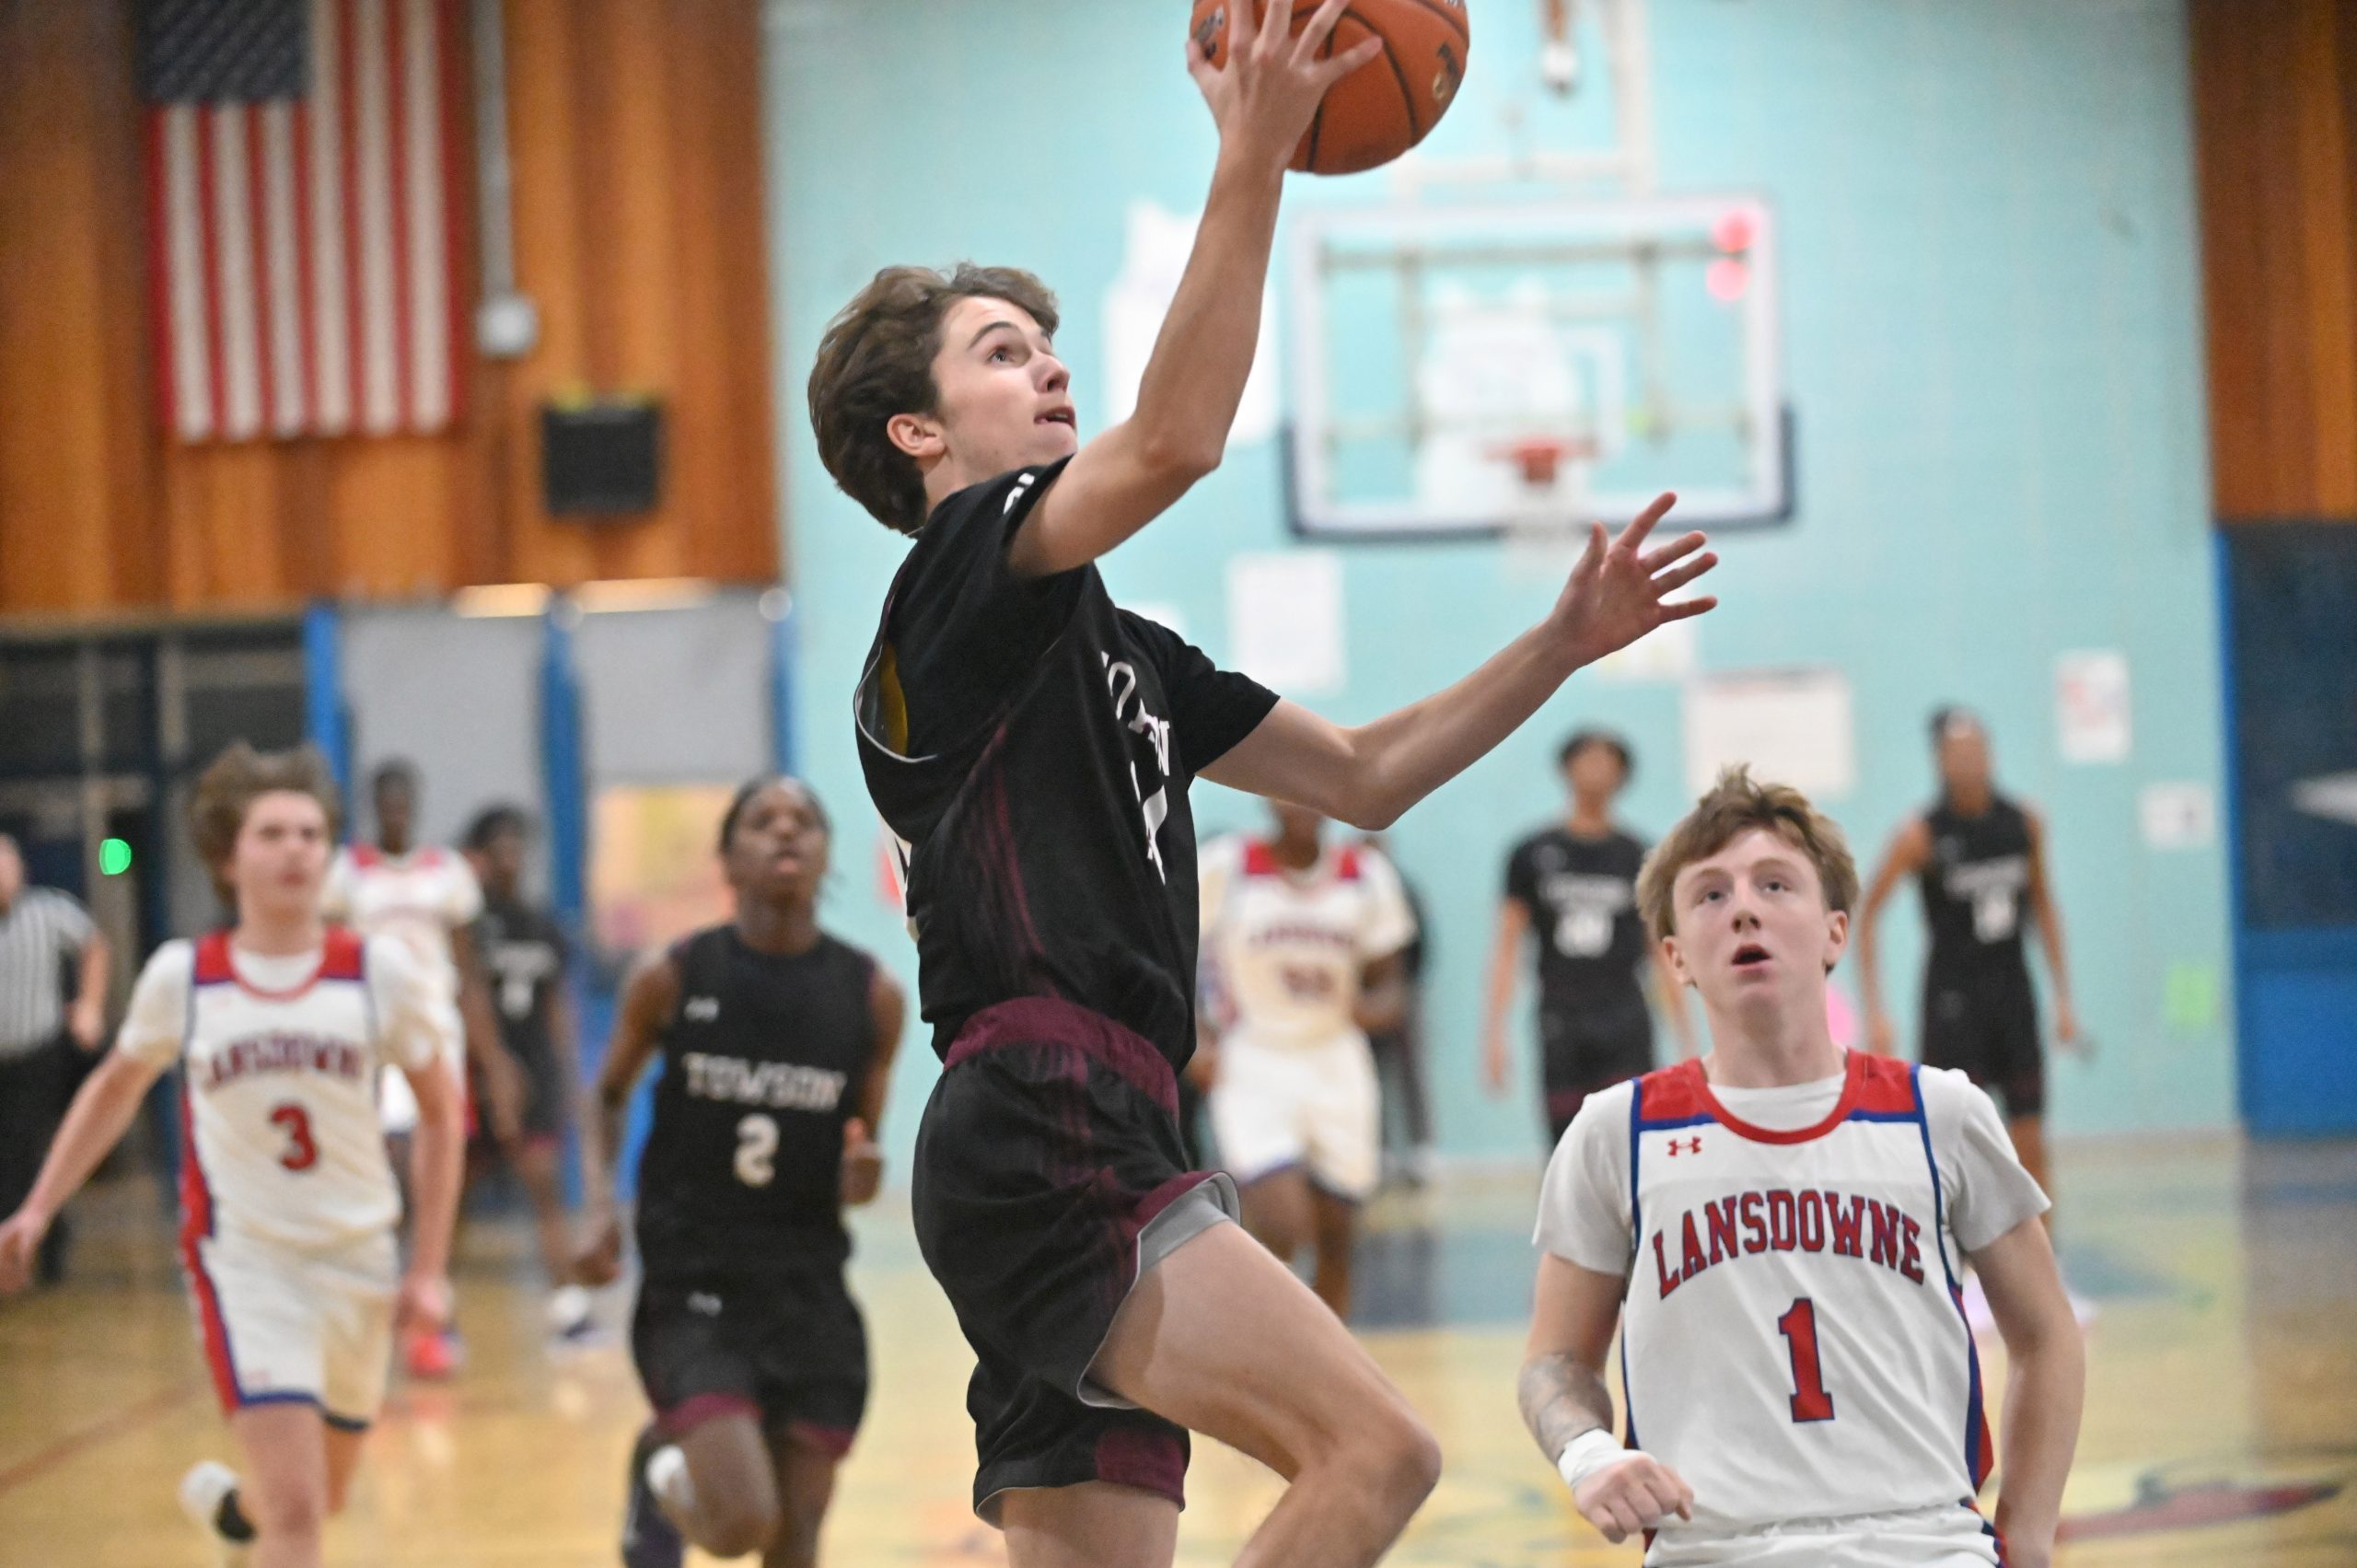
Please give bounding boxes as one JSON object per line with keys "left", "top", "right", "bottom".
{"left": 0, "top": 834, "right": 110, "bottom": 1284}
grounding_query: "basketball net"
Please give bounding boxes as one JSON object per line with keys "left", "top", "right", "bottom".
{"left": 1490, "top": 435, "right": 1596, "bottom": 584}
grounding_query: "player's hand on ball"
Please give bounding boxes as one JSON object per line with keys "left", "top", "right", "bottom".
{"left": 1573, "top": 1452, "right": 1695, "bottom": 1543}
{"left": 575, "top": 1205, "right": 624, "bottom": 1287}
{"left": 0, "top": 1210, "right": 50, "bottom": 1295}
{"left": 841, "top": 1118, "right": 884, "bottom": 1206}
{"left": 396, "top": 1271, "right": 453, "bottom": 1335}
{"left": 1549, "top": 493, "right": 1717, "bottom": 668}
{"left": 1189, "top": 0, "right": 1384, "bottom": 177}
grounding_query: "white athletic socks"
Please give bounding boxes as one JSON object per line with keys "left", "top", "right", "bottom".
{"left": 646, "top": 1443, "right": 698, "bottom": 1519}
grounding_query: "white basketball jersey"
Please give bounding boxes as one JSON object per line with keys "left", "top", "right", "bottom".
{"left": 1622, "top": 1053, "right": 1998, "bottom": 1552}
{"left": 324, "top": 844, "right": 480, "bottom": 999}
{"left": 1199, "top": 837, "right": 1416, "bottom": 1050}
{"left": 168, "top": 930, "right": 415, "bottom": 1253}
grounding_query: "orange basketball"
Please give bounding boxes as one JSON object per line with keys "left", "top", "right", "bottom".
{"left": 1189, "top": 0, "right": 1469, "bottom": 176}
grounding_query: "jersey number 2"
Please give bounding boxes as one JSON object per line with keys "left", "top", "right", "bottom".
{"left": 270, "top": 1102, "right": 319, "bottom": 1172}
{"left": 734, "top": 1113, "right": 778, "bottom": 1188}
{"left": 1776, "top": 1296, "right": 1836, "bottom": 1422}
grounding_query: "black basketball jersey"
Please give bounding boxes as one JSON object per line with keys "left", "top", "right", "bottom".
{"left": 633, "top": 924, "right": 877, "bottom": 1275}
{"left": 1503, "top": 825, "right": 1651, "bottom": 1024}
{"left": 475, "top": 894, "right": 566, "bottom": 1066}
{"left": 1917, "top": 794, "right": 2036, "bottom": 981}
{"left": 855, "top": 459, "right": 1280, "bottom": 1071}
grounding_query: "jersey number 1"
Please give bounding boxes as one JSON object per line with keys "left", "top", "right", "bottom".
{"left": 1776, "top": 1297, "right": 1836, "bottom": 1422}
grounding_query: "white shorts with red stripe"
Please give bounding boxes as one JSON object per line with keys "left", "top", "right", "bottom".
{"left": 183, "top": 1227, "right": 398, "bottom": 1429}
{"left": 1208, "top": 1028, "right": 1382, "bottom": 1202}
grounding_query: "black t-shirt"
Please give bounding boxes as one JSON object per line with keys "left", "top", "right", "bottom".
{"left": 855, "top": 459, "right": 1279, "bottom": 1070}
{"left": 633, "top": 925, "right": 877, "bottom": 1277}
{"left": 474, "top": 894, "right": 566, "bottom": 1067}
{"left": 1504, "top": 825, "right": 1651, "bottom": 1022}
{"left": 1918, "top": 794, "right": 2035, "bottom": 983}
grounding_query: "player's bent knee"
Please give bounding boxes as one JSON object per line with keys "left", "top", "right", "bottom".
{"left": 1322, "top": 1396, "right": 1440, "bottom": 1514}
{"left": 702, "top": 1494, "right": 784, "bottom": 1558}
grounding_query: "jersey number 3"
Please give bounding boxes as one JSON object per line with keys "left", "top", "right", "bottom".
{"left": 270, "top": 1102, "right": 319, "bottom": 1172}
{"left": 734, "top": 1113, "right": 778, "bottom": 1188}
{"left": 1776, "top": 1296, "right": 1836, "bottom": 1422}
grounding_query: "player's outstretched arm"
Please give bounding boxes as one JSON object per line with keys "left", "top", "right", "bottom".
{"left": 1203, "top": 494, "right": 1716, "bottom": 830}
{"left": 1971, "top": 1214, "right": 2084, "bottom": 1568}
{"left": 1853, "top": 817, "right": 1929, "bottom": 1056}
{"left": 574, "top": 950, "right": 679, "bottom": 1284}
{"left": 0, "top": 1050, "right": 166, "bottom": 1292}
{"left": 1007, "top": 0, "right": 1379, "bottom": 579}
{"left": 1521, "top": 1252, "right": 1695, "bottom": 1543}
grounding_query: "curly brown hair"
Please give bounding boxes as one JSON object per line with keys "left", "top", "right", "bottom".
{"left": 807, "top": 263, "right": 1061, "bottom": 534}
{"left": 189, "top": 742, "right": 343, "bottom": 894}
{"left": 1636, "top": 766, "right": 1860, "bottom": 946}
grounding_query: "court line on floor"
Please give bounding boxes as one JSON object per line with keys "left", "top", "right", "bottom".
{"left": 0, "top": 1379, "right": 201, "bottom": 1498}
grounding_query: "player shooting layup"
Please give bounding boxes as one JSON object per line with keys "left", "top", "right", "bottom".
{"left": 809, "top": 6, "right": 1719, "bottom": 1562}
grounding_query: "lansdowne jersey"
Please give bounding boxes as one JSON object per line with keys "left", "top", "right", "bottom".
{"left": 324, "top": 843, "right": 482, "bottom": 1000}
{"left": 1538, "top": 1053, "right": 2049, "bottom": 1559}
{"left": 1198, "top": 835, "right": 1416, "bottom": 1050}
{"left": 118, "top": 931, "right": 446, "bottom": 1252}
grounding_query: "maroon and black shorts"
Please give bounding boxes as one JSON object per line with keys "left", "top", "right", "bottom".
{"left": 912, "top": 997, "right": 1236, "bottom": 1522}
{"left": 629, "top": 1260, "right": 868, "bottom": 1458}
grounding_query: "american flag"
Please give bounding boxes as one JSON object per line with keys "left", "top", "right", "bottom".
{"left": 139, "top": 0, "right": 465, "bottom": 442}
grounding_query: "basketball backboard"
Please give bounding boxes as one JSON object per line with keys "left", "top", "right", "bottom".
{"left": 1284, "top": 192, "right": 1791, "bottom": 540}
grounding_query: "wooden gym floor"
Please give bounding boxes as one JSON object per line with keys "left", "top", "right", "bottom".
{"left": 3, "top": 1134, "right": 2351, "bottom": 1565}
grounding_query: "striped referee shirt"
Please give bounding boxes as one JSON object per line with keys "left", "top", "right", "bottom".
{"left": 0, "top": 888, "right": 94, "bottom": 1057}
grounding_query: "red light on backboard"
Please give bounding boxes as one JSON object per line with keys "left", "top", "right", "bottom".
{"left": 1706, "top": 259, "right": 1750, "bottom": 302}
{"left": 1713, "top": 210, "right": 1756, "bottom": 254}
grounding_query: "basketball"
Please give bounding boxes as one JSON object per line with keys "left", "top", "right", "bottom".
{"left": 1189, "top": 0, "right": 1469, "bottom": 176}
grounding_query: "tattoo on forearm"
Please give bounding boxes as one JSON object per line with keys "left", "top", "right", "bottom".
{"left": 1518, "top": 1351, "right": 1616, "bottom": 1462}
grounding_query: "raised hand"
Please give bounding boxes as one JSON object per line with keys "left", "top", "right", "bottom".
{"left": 1188, "top": 0, "right": 1385, "bottom": 176}
{"left": 1548, "top": 493, "right": 1718, "bottom": 668}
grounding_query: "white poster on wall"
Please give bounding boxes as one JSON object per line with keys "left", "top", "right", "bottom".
{"left": 2056, "top": 650, "right": 2132, "bottom": 764}
{"left": 1681, "top": 668, "right": 1856, "bottom": 800}
{"left": 1103, "top": 201, "right": 1281, "bottom": 444}
{"left": 1227, "top": 551, "right": 1345, "bottom": 694}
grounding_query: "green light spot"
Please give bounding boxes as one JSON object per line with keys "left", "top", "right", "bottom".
{"left": 99, "top": 838, "right": 133, "bottom": 877}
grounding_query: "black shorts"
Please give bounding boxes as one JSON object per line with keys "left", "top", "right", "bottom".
{"left": 1538, "top": 1005, "right": 1655, "bottom": 1144}
{"left": 913, "top": 997, "right": 1237, "bottom": 1522}
{"left": 467, "top": 1037, "right": 567, "bottom": 1147}
{"left": 630, "top": 1262, "right": 869, "bottom": 1457}
{"left": 1922, "top": 974, "right": 2045, "bottom": 1119}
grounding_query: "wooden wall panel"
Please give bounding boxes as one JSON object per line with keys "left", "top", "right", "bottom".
{"left": 0, "top": 0, "right": 779, "bottom": 618}
{"left": 0, "top": 0, "right": 160, "bottom": 614}
{"left": 2193, "top": 0, "right": 2357, "bottom": 523}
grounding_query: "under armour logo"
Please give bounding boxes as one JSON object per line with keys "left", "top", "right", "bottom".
{"left": 685, "top": 996, "right": 719, "bottom": 1022}
{"left": 1666, "top": 1137, "right": 1703, "bottom": 1156}
{"left": 689, "top": 1293, "right": 723, "bottom": 1316}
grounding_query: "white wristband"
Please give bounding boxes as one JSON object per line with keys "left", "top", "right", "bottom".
{"left": 1557, "top": 1428, "right": 1642, "bottom": 1493}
